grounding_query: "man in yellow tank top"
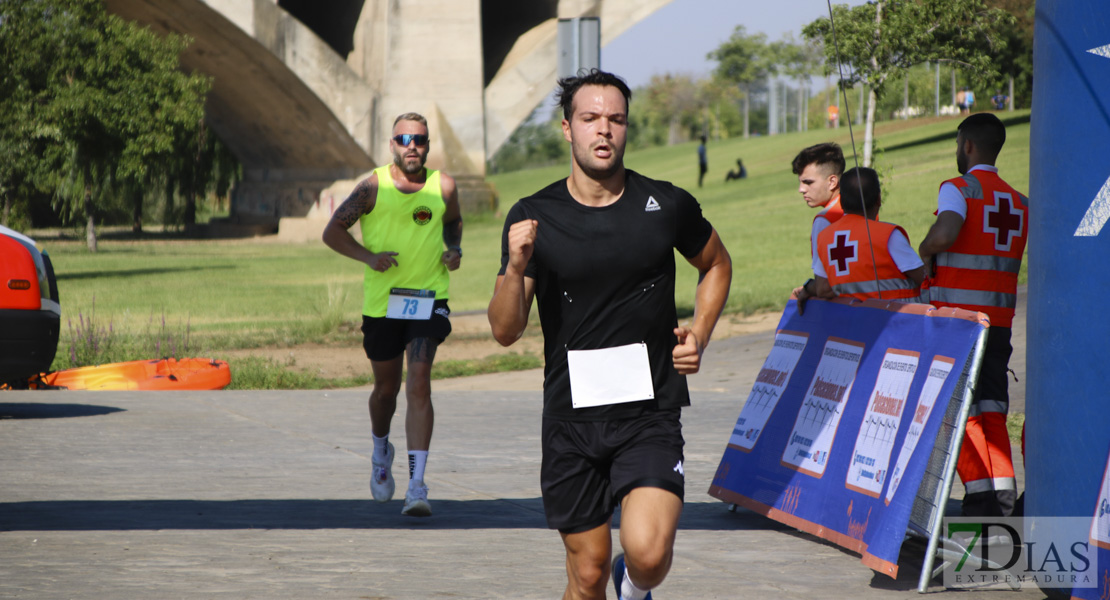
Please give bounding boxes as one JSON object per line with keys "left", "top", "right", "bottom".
{"left": 322, "top": 112, "right": 463, "bottom": 517}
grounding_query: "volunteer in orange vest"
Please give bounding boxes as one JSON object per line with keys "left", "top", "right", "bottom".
{"left": 791, "top": 143, "right": 845, "bottom": 308}
{"left": 919, "top": 112, "right": 1028, "bottom": 517}
{"left": 813, "top": 167, "right": 925, "bottom": 303}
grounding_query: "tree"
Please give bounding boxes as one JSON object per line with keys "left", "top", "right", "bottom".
{"left": 640, "top": 73, "right": 702, "bottom": 145}
{"left": 0, "top": 0, "right": 210, "bottom": 248}
{"left": 0, "top": 0, "right": 70, "bottom": 228}
{"left": 694, "top": 78, "right": 743, "bottom": 141}
{"left": 777, "top": 35, "right": 825, "bottom": 133}
{"left": 708, "top": 25, "right": 778, "bottom": 139}
{"left": 984, "top": 0, "right": 1034, "bottom": 107}
{"left": 803, "top": 0, "right": 1013, "bottom": 166}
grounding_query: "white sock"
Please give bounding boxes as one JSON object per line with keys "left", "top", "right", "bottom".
{"left": 372, "top": 433, "right": 389, "bottom": 460}
{"left": 621, "top": 569, "right": 650, "bottom": 600}
{"left": 408, "top": 450, "right": 428, "bottom": 484}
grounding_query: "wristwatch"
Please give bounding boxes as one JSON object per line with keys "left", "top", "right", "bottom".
{"left": 448, "top": 245, "right": 463, "bottom": 257}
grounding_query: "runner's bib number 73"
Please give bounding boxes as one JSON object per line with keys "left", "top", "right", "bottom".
{"left": 386, "top": 288, "right": 435, "bottom": 320}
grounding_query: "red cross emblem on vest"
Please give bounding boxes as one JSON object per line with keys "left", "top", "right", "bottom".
{"left": 828, "top": 230, "right": 858, "bottom": 276}
{"left": 984, "top": 192, "right": 1024, "bottom": 252}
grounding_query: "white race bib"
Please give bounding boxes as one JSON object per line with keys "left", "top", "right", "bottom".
{"left": 386, "top": 288, "right": 435, "bottom": 320}
{"left": 567, "top": 343, "right": 655, "bottom": 409}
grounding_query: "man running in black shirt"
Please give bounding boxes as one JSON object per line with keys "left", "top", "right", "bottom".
{"left": 488, "top": 69, "right": 733, "bottom": 600}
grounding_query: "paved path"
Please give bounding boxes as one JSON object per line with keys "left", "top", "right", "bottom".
{"left": 0, "top": 294, "right": 1041, "bottom": 599}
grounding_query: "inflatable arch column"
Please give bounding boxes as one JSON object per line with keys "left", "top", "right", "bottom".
{"left": 1027, "top": 1, "right": 1110, "bottom": 518}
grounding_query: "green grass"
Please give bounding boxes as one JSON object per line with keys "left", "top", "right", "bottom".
{"left": 35, "top": 110, "right": 1031, "bottom": 387}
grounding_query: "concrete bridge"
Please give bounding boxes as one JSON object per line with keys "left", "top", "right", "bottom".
{"left": 104, "top": 0, "right": 670, "bottom": 233}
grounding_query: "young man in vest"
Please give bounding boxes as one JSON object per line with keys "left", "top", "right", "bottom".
{"left": 790, "top": 143, "right": 845, "bottom": 306}
{"left": 489, "top": 69, "right": 732, "bottom": 600}
{"left": 919, "top": 112, "right": 1028, "bottom": 517}
{"left": 813, "top": 167, "right": 925, "bottom": 302}
{"left": 322, "top": 112, "right": 463, "bottom": 517}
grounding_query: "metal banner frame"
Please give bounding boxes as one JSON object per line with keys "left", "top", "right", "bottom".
{"left": 910, "top": 327, "right": 988, "bottom": 592}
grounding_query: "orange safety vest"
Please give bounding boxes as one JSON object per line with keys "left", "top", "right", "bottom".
{"left": 817, "top": 214, "right": 922, "bottom": 302}
{"left": 930, "top": 171, "right": 1028, "bottom": 327}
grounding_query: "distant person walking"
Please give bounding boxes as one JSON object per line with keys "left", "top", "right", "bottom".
{"left": 322, "top": 112, "right": 463, "bottom": 517}
{"left": 488, "top": 69, "right": 732, "bottom": 600}
{"left": 957, "top": 87, "right": 976, "bottom": 115}
{"left": 697, "top": 135, "right": 708, "bottom": 188}
{"left": 918, "top": 113, "right": 1028, "bottom": 517}
{"left": 991, "top": 90, "right": 1008, "bottom": 111}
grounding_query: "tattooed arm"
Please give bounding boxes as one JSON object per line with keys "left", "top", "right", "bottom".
{"left": 322, "top": 173, "right": 399, "bottom": 272}
{"left": 439, "top": 173, "right": 463, "bottom": 271}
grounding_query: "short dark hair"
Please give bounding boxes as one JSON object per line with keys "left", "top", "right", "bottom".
{"left": 958, "top": 112, "right": 1006, "bottom": 160}
{"left": 791, "top": 142, "right": 845, "bottom": 176}
{"left": 393, "top": 112, "right": 428, "bottom": 129}
{"left": 839, "top": 167, "right": 881, "bottom": 216}
{"left": 555, "top": 69, "right": 632, "bottom": 121}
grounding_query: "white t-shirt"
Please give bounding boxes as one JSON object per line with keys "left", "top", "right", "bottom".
{"left": 936, "top": 164, "right": 998, "bottom": 218}
{"left": 809, "top": 196, "right": 843, "bottom": 275}
{"left": 810, "top": 214, "right": 832, "bottom": 275}
{"left": 814, "top": 226, "right": 923, "bottom": 278}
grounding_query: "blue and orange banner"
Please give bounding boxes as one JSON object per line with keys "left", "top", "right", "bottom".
{"left": 1071, "top": 444, "right": 1110, "bottom": 600}
{"left": 709, "top": 297, "right": 987, "bottom": 578}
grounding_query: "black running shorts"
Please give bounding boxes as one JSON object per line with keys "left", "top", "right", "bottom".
{"left": 361, "top": 300, "right": 452, "bottom": 361}
{"left": 540, "top": 409, "right": 685, "bottom": 534}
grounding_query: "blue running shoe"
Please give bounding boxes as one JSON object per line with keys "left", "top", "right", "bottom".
{"left": 612, "top": 553, "right": 652, "bottom": 600}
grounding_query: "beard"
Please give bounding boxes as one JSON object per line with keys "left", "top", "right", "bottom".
{"left": 393, "top": 150, "right": 426, "bottom": 175}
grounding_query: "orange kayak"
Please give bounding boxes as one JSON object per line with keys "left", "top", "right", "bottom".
{"left": 39, "top": 358, "right": 231, "bottom": 391}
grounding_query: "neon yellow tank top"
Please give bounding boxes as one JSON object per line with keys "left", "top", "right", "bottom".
{"left": 360, "top": 165, "right": 450, "bottom": 317}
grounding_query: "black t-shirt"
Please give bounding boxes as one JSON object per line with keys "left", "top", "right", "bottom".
{"left": 498, "top": 170, "right": 714, "bottom": 420}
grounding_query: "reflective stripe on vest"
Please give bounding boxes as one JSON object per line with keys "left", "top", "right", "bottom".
{"left": 833, "top": 277, "right": 922, "bottom": 303}
{"left": 930, "top": 288, "right": 1016, "bottom": 311}
{"left": 937, "top": 252, "right": 1022, "bottom": 273}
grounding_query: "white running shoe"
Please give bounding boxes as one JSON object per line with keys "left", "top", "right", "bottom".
{"left": 370, "top": 442, "right": 395, "bottom": 502}
{"left": 401, "top": 480, "right": 431, "bottom": 517}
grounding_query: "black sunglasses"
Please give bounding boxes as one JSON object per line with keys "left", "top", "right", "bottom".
{"left": 393, "top": 134, "right": 429, "bottom": 147}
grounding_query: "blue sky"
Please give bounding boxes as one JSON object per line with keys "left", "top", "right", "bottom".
{"left": 602, "top": 0, "right": 868, "bottom": 89}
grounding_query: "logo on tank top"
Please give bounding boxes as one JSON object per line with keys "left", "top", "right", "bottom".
{"left": 645, "top": 196, "right": 661, "bottom": 212}
{"left": 412, "top": 206, "right": 433, "bottom": 225}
